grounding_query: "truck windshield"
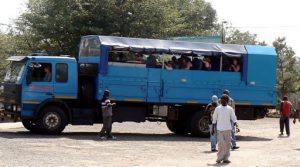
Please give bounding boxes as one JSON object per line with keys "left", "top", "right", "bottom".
{"left": 4, "top": 61, "right": 25, "bottom": 83}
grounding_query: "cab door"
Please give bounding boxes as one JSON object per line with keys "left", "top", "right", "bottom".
{"left": 53, "top": 62, "right": 77, "bottom": 100}
{"left": 22, "top": 62, "right": 54, "bottom": 106}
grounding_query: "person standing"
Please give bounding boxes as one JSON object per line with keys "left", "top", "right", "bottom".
{"left": 223, "top": 90, "right": 239, "bottom": 150}
{"left": 280, "top": 96, "right": 292, "bottom": 136}
{"left": 99, "top": 90, "right": 116, "bottom": 140}
{"left": 293, "top": 99, "right": 300, "bottom": 124}
{"left": 206, "top": 95, "right": 219, "bottom": 152}
{"left": 212, "top": 94, "right": 237, "bottom": 164}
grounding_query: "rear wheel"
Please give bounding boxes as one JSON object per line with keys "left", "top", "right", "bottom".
{"left": 22, "top": 119, "right": 39, "bottom": 133}
{"left": 37, "top": 106, "right": 67, "bottom": 135}
{"left": 166, "top": 120, "right": 189, "bottom": 135}
{"left": 190, "top": 112, "right": 210, "bottom": 137}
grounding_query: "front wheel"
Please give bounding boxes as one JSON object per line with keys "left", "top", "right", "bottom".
{"left": 37, "top": 106, "right": 67, "bottom": 135}
{"left": 190, "top": 112, "right": 210, "bottom": 137}
{"left": 22, "top": 119, "right": 39, "bottom": 133}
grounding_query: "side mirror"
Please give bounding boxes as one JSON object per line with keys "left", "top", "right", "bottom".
{"left": 26, "top": 69, "right": 32, "bottom": 85}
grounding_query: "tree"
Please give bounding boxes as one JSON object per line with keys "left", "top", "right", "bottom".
{"left": 0, "top": 32, "right": 20, "bottom": 80}
{"left": 273, "top": 37, "right": 299, "bottom": 99}
{"left": 14, "top": 0, "right": 217, "bottom": 56}
{"left": 225, "top": 27, "right": 260, "bottom": 45}
{"left": 169, "top": 0, "right": 217, "bottom": 36}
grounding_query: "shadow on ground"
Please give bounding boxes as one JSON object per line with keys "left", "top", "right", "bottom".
{"left": 207, "top": 162, "right": 230, "bottom": 166}
{"left": 0, "top": 131, "right": 211, "bottom": 142}
{"left": 0, "top": 131, "right": 273, "bottom": 143}
{"left": 236, "top": 135, "right": 272, "bottom": 141}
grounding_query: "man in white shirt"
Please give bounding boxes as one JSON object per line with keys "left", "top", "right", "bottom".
{"left": 212, "top": 94, "right": 237, "bottom": 164}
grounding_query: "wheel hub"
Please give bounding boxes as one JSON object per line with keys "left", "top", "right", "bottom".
{"left": 44, "top": 112, "right": 60, "bottom": 129}
{"left": 198, "top": 116, "right": 210, "bottom": 133}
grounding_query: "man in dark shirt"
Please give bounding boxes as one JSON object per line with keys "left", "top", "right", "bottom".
{"left": 99, "top": 90, "right": 116, "bottom": 140}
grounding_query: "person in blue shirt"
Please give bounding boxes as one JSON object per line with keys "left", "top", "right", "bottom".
{"left": 206, "top": 95, "right": 219, "bottom": 152}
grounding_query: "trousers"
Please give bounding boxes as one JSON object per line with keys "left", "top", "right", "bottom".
{"left": 100, "top": 116, "right": 112, "bottom": 137}
{"left": 280, "top": 117, "right": 290, "bottom": 135}
{"left": 209, "top": 124, "right": 217, "bottom": 150}
{"left": 217, "top": 130, "right": 231, "bottom": 161}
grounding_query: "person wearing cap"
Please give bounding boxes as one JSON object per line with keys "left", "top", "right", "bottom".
{"left": 212, "top": 94, "right": 237, "bottom": 164}
{"left": 280, "top": 96, "right": 292, "bottom": 136}
{"left": 223, "top": 90, "right": 235, "bottom": 110}
{"left": 98, "top": 90, "right": 116, "bottom": 140}
{"left": 223, "top": 89, "right": 239, "bottom": 150}
{"left": 206, "top": 95, "right": 219, "bottom": 152}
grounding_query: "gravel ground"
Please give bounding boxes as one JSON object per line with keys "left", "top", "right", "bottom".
{"left": 1, "top": 118, "right": 300, "bottom": 167}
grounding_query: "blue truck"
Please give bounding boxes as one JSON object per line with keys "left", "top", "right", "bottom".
{"left": 0, "top": 35, "right": 277, "bottom": 136}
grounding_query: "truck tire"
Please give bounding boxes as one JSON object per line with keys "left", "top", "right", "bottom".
{"left": 166, "top": 121, "right": 189, "bottom": 135}
{"left": 22, "top": 119, "right": 39, "bottom": 133}
{"left": 37, "top": 106, "right": 67, "bottom": 135}
{"left": 190, "top": 112, "right": 210, "bottom": 137}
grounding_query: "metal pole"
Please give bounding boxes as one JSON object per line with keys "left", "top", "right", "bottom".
{"left": 221, "top": 21, "right": 227, "bottom": 43}
{"left": 220, "top": 55, "right": 223, "bottom": 72}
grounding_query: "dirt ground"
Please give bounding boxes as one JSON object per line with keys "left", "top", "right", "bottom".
{"left": 1, "top": 118, "right": 300, "bottom": 167}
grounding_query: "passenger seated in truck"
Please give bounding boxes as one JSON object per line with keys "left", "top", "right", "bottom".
{"left": 178, "top": 55, "right": 192, "bottom": 69}
{"left": 229, "top": 58, "right": 241, "bottom": 72}
{"left": 146, "top": 54, "right": 158, "bottom": 68}
{"left": 43, "top": 65, "right": 52, "bottom": 82}
{"left": 191, "top": 57, "right": 203, "bottom": 70}
{"left": 165, "top": 61, "right": 173, "bottom": 70}
{"left": 171, "top": 56, "right": 179, "bottom": 69}
{"left": 135, "top": 53, "right": 145, "bottom": 64}
{"left": 184, "top": 58, "right": 193, "bottom": 70}
{"left": 202, "top": 57, "right": 212, "bottom": 70}
{"left": 178, "top": 55, "right": 186, "bottom": 69}
{"left": 117, "top": 52, "right": 127, "bottom": 62}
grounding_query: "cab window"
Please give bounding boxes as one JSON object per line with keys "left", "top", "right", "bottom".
{"left": 56, "top": 63, "right": 68, "bottom": 83}
{"left": 29, "top": 63, "right": 52, "bottom": 82}
{"left": 79, "top": 38, "right": 101, "bottom": 57}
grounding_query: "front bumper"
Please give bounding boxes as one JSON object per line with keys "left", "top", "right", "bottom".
{"left": 0, "top": 109, "right": 20, "bottom": 122}
{"left": 0, "top": 83, "right": 22, "bottom": 122}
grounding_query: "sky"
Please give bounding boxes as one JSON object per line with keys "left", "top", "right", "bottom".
{"left": 0, "top": 0, "right": 27, "bottom": 27}
{"left": 207, "top": 0, "right": 300, "bottom": 56}
{"left": 0, "top": 0, "right": 299, "bottom": 56}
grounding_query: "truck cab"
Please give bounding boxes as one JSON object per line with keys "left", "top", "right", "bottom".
{"left": 1, "top": 56, "right": 78, "bottom": 134}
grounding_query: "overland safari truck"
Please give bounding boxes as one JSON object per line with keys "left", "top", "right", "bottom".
{"left": 0, "top": 35, "right": 277, "bottom": 136}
